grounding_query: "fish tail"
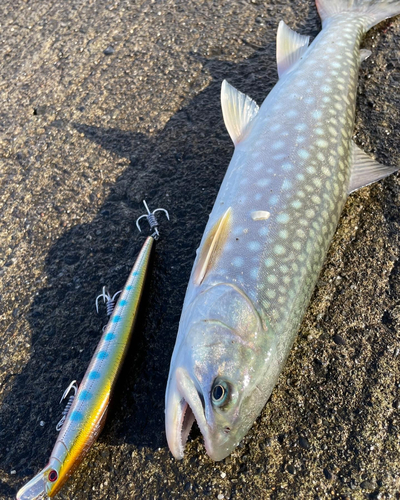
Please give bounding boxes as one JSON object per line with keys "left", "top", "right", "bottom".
{"left": 316, "top": 0, "right": 400, "bottom": 30}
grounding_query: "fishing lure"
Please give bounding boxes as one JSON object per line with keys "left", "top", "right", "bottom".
{"left": 17, "top": 201, "right": 169, "bottom": 499}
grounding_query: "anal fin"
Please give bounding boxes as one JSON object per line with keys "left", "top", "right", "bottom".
{"left": 348, "top": 142, "right": 398, "bottom": 193}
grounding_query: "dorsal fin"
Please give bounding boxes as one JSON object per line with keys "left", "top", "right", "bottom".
{"left": 221, "top": 80, "right": 259, "bottom": 146}
{"left": 348, "top": 142, "right": 398, "bottom": 193}
{"left": 276, "top": 20, "right": 310, "bottom": 78}
{"left": 193, "top": 207, "right": 232, "bottom": 285}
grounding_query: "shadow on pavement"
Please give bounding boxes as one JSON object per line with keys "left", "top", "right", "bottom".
{"left": 0, "top": 48, "right": 279, "bottom": 490}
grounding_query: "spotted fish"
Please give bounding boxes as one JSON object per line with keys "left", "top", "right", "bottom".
{"left": 165, "top": 0, "right": 400, "bottom": 461}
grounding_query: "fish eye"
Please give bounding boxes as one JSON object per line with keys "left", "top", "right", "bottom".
{"left": 48, "top": 469, "right": 58, "bottom": 482}
{"left": 211, "top": 380, "right": 229, "bottom": 407}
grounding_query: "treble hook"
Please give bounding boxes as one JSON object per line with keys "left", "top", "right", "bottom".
{"left": 95, "top": 286, "right": 122, "bottom": 316}
{"left": 135, "top": 200, "right": 169, "bottom": 240}
{"left": 56, "top": 380, "right": 78, "bottom": 431}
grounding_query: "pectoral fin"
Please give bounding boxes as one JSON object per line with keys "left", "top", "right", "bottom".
{"left": 348, "top": 142, "right": 398, "bottom": 193}
{"left": 360, "top": 49, "right": 372, "bottom": 62}
{"left": 194, "top": 207, "right": 232, "bottom": 285}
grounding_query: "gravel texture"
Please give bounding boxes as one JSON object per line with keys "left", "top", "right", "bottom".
{"left": 0, "top": 0, "right": 400, "bottom": 499}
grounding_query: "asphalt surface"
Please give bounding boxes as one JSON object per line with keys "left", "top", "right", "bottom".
{"left": 1, "top": 0, "right": 400, "bottom": 499}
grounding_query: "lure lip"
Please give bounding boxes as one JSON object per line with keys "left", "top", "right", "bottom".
{"left": 16, "top": 464, "right": 52, "bottom": 500}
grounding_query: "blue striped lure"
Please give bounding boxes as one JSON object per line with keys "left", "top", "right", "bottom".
{"left": 17, "top": 201, "right": 169, "bottom": 499}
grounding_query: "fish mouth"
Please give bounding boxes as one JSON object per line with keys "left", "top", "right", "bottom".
{"left": 166, "top": 367, "right": 212, "bottom": 460}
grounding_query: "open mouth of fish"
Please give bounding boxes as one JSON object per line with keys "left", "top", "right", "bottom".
{"left": 166, "top": 366, "right": 214, "bottom": 460}
{"left": 178, "top": 397, "right": 197, "bottom": 452}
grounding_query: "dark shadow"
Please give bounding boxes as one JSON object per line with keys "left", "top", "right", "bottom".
{"left": 0, "top": 45, "right": 283, "bottom": 489}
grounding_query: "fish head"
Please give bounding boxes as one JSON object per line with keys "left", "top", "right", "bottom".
{"left": 16, "top": 458, "right": 66, "bottom": 499}
{"left": 165, "top": 283, "right": 277, "bottom": 461}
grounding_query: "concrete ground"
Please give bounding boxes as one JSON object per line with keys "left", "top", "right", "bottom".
{"left": 1, "top": 0, "right": 400, "bottom": 498}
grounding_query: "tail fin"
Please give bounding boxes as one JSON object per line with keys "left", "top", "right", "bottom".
{"left": 316, "top": 0, "right": 400, "bottom": 30}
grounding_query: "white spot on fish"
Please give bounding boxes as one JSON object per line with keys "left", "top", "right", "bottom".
{"left": 274, "top": 244, "right": 285, "bottom": 255}
{"left": 306, "top": 209, "right": 316, "bottom": 218}
{"left": 277, "top": 213, "right": 290, "bottom": 224}
{"left": 282, "top": 162, "right": 293, "bottom": 171}
{"left": 265, "top": 257, "right": 275, "bottom": 267}
{"left": 257, "top": 178, "right": 271, "bottom": 188}
{"left": 272, "top": 140, "right": 285, "bottom": 150}
{"left": 251, "top": 210, "right": 270, "bottom": 221}
{"left": 248, "top": 241, "right": 261, "bottom": 252}
{"left": 295, "top": 123, "right": 307, "bottom": 131}
{"left": 312, "top": 110, "right": 323, "bottom": 120}
{"left": 286, "top": 109, "right": 298, "bottom": 118}
{"left": 279, "top": 229, "right": 288, "bottom": 239}
{"left": 282, "top": 179, "right": 292, "bottom": 190}
{"left": 298, "top": 149, "right": 310, "bottom": 159}
{"left": 269, "top": 195, "right": 279, "bottom": 205}
{"left": 232, "top": 257, "right": 244, "bottom": 267}
{"left": 311, "top": 195, "right": 321, "bottom": 204}
{"left": 270, "top": 123, "right": 281, "bottom": 132}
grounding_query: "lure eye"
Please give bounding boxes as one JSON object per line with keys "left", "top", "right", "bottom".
{"left": 211, "top": 380, "right": 229, "bottom": 407}
{"left": 48, "top": 469, "right": 58, "bottom": 483}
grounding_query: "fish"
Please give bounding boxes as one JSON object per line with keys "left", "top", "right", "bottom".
{"left": 17, "top": 202, "right": 168, "bottom": 499}
{"left": 165, "top": 0, "right": 400, "bottom": 461}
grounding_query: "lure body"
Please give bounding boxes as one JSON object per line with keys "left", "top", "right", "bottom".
{"left": 17, "top": 237, "right": 154, "bottom": 499}
{"left": 165, "top": 0, "right": 400, "bottom": 461}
